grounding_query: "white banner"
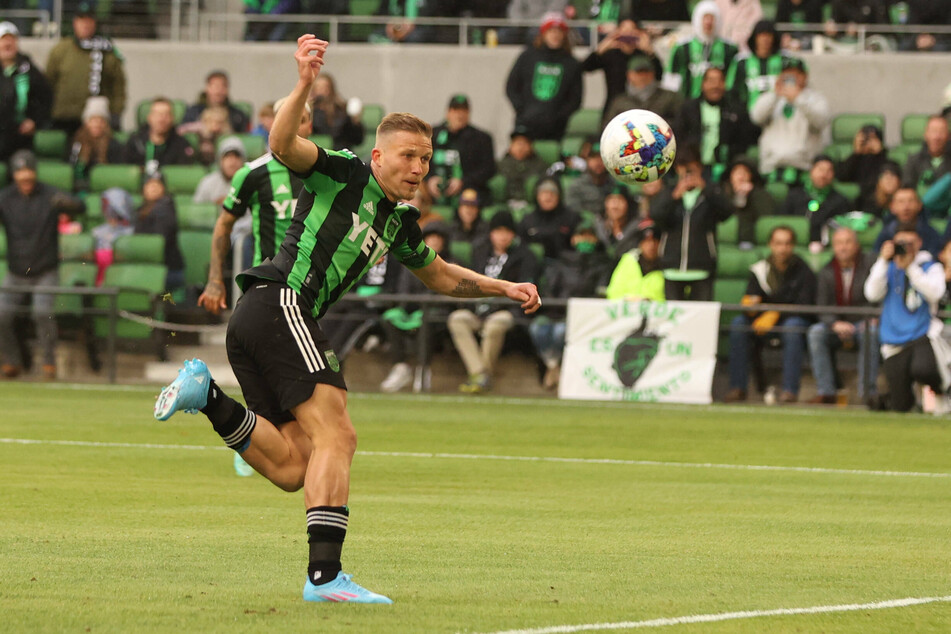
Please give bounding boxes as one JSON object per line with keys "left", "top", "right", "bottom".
{"left": 559, "top": 299, "right": 722, "bottom": 404}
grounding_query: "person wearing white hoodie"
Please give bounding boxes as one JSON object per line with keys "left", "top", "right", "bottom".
{"left": 664, "top": 1, "right": 738, "bottom": 99}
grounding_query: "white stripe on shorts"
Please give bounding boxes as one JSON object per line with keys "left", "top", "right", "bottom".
{"left": 279, "top": 288, "right": 323, "bottom": 373}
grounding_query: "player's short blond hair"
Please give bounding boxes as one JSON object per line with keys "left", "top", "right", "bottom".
{"left": 376, "top": 112, "right": 432, "bottom": 140}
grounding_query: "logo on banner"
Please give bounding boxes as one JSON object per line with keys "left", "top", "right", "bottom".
{"left": 612, "top": 320, "right": 663, "bottom": 388}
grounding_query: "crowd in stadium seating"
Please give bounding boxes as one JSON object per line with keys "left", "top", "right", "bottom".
{"left": 4, "top": 2, "right": 951, "bottom": 411}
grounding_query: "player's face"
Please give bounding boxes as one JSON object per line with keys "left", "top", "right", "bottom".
{"left": 373, "top": 131, "right": 432, "bottom": 202}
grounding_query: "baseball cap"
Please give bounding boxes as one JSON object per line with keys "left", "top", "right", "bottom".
{"left": 0, "top": 22, "right": 19, "bottom": 38}
{"left": 458, "top": 188, "right": 480, "bottom": 207}
{"left": 216, "top": 136, "right": 247, "bottom": 162}
{"left": 10, "top": 150, "right": 36, "bottom": 173}
{"left": 539, "top": 11, "right": 568, "bottom": 33}
{"left": 635, "top": 220, "right": 658, "bottom": 243}
{"left": 489, "top": 211, "right": 516, "bottom": 232}
{"left": 510, "top": 125, "right": 533, "bottom": 141}
{"left": 75, "top": 1, "right": 96, "bottom": 18}
{"left": 782, "top": 57, "right": 808, "bottom": 73}
{"left": 536, "top": 178, "right": 560, "bottom": 195}
{"left": 448, "top": 94, "right": 470, "bottom": 110}
{"left": 627, "top": 54, "right": 654, "bottom": 72}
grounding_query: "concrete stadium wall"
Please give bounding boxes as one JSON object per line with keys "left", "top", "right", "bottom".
{"left": 18, "top": 38, "right": 951, "bottom": 153}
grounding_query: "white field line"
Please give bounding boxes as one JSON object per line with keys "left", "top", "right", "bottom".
{"left": 480, "top": 595, "right": 951, "bottom": 634}
{"left": 0, "top": 438, "right": 948, "bottom": 480}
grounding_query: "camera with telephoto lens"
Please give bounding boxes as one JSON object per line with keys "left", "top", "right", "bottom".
{"left": 894, "top": 241, "right": 910, "bottom": 257}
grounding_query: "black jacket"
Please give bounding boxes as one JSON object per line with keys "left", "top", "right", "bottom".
{"left": 815, "top": 253, "right": 875, "bottom": 325}
{"left": 134, "top": 196, "right": 184, "bottom": 272}
{"left": 0, "top": 183, "right": 84, "bottom": 277}
{"left": 125, "top": 127, "right": 195, "bottom": 168}
{"left": 518, "top": 204, "right": 582, "bottom": 261}
{"left": 582, "top": 48, "right": 664, "bottom": 120}
{"left": 312, "top": 103, "right": 364, "bottom": 151}
{"left": 781, "top": 186, "right": 852, "bottom": 243}
{"left": 469, "top": 239, "right": 538, "bottom": 315}
{"left": 837, "top": 151, "right": 887, "bottom": 207}
{"left": 427, "top": 122, "right": 496, "bottom": 202}
{"left": 506, "top": 45, "right": 583, "bottom": 141}
{"left": 746, "top": 254, "right": 817, "bottom": 308}
{"left": 831, "top": 0, "right": 889, "bottom": 23}
{"left": 0, "top": 52, "right": 53, "bottom": 161}
{"left": 903, "top": 145, "right": 951, "bottom": 192}
{"left": 628, "top": 0, "right": 690, "bottom": 20}
{"left": 776, "top": 0, "right": 826, "bottom": 23}
{"left": 537, "top": 248, "right": 613, "bottom": 319}
{"left": 650, "top": 185, "right": 733, "bottom": 273}
{"left": 679, "top": 95, "right": 754, "bottom": 168}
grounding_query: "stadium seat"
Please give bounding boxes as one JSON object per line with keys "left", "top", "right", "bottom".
{"left": 834, "top": 182, "right": 861, "bottom": 205}
{"left": 230, "top": 133, "right": 267, "bottom": 160}
{"left": 233, "top": 101, "right": 254, "bottom": 130}
{"left": 89, "top": 164, "right": 142, "bottom": 193}
{"left": 0, "top": 229, "right": 6, "bottom": 257}
{"left": 178, "top": 230, "right": 212, "bottom": 290}
{"left": 114, "top": 234, "right": 165, "bottom": 264}
{"left": 33, "top": 129, "right": 69, "bottom": 160}
{"left": 856, "top": 221, "right": 881, "bottom": 249}
{"left": 135, "top": 98, "right": 187, "bottom": 127}
{"left": 0, "top": 259, "right": 6, "bottom": 285}
{"left": 901, "top": 114, "right": 930, "bottom": 144}
{"left": 564, "top": 108, "right": 601, "bottom": 141}
{"left": 161, "top": 164, "right": 209, "bottom": 195}
{"left": 533, "top": 140, "right": 561, "bottom": 165}
{"left": 561, "top": 136, "right": 584, "bottom": 159}
{"left": 94, "top": 262, "right": 168, "bottom": 340}
{"left": 822, "top": 143, "right": 852, "bottom": 163}
{"left": 717, "top": 215, "right": 739, "bottom": 245}
{"left": 755, "top": 215, "right": 809, "bottom": 246}
{"left": 36, "top": 160, "right": 74, "bottom": 191}
{"left": 431, "top": 205, "right": 454, "bottom": 222}
{"left": 60, "top": 232, "right": 94, "bottom": 261}
{"left": 481, "top": 204, "right": 504, "bottom": 221}
{"left": 765, "top": 182, "right": 789, "bottom": 207}
{"left": 527, "top": 242, "right": 545, "bottom": 264}
{"left": 0, "top": 163, "right": 7, "bottom": 187}
{"left": 716, "top": 246, "right": 760, "bottom": 278}
{"left": 889, "top": 143, "right": 919, "bottom": 168}
{"left": 449, "top": 240, "right": 472, "bottom": 267}
{"left": 56, "top": 261, "right": 97, "bottom": 316}
{"left": 309, "top": 134, "right": 332, "bottom": 149}
{"left": 176, "top": 200, "right": 219, "bottom": 230}
{"left": 361, "top": 103, "right": 385, "bottom": 130}
{"left": 931, "top": 218, "right": 947, "bottom": 235}
{"left": 714, "top": 277, "right": 748, "bottom": 305}
{"left": 797, "top": 247, "right": 833, "bottom": 272}
{"left": 487, "top": 173, "right": 507, "bottom": 204}
{"left": 524, "top": 174, "right": 540, "bottom": 201}
{"left": 831, "top": 113, "right": 885, "bottom": 145}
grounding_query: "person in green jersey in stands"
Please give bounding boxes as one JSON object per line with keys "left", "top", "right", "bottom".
{"left": 664, "top": 1, "right": 738, "bottom": 100}
{"left": 725, "top": 20, "right": 788, "bottom": 127}
{"left": 154, "top": 35, "right": 541, "bottom": 605}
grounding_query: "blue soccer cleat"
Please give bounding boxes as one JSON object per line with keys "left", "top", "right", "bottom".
{"left": 154, "top": 359, "right": 211, "bottom": 421}
{"left": 303, "top": 571, "right": 393, "bottom": 604}
{"left": 233, "top": 453, "right": 254, "bottom": 477}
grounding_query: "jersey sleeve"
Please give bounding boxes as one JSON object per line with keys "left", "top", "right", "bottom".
{"left": 292, "top": 144, "right": 362, "bottom": 191}
{"left": 391, "top": 205, "right": 436, "bottom": 270}
{"left": 222, "top": 164, "right": 254, "bottom": 217}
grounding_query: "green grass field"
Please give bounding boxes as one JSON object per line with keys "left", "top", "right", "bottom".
{"left": 2, "top": 384, "right": 950, "bottom": 633}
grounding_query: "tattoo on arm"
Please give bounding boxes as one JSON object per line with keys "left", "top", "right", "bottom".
{"left": 452, "top": 278, "right": 484, "bottom": 298}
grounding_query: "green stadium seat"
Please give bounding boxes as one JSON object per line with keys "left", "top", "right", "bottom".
{"left": 717, "top": 246, "right": 760, "bottom": 278}
{"left": 94, "top": 262, "right": 168, "bottom": 340}
{"left": 113, "top": 130, "right": 130, "bottom": 145}
{"left": 33, "top": 129, "right": 68, "bottom": 160}
{"left": 765, "top": 182, "right": 789, "bottom": 207}
{"left": 481, "top": 204, "right": 504, "bottom": 221}
{"left": 114, "top": 234, "right": 165, "bottom": 264}
{"left": 564, "top": 108, "right": 602, "bottom": 140}
{"left": 361, "top": 103, "right": 385, "bottom": 130}
{"left": 524, "top": 174, "right": 541, "bottom": 201}
{"left": 533, "top": 140, "right": 561, "bottom": 165}
{"left": 36, "top": 160, "right": 74, "bottom": 191}
{"left": 856, "top": 221, "right": 881, "bottom": 249}
{"left": 60, "top": 232, "right": 94, "bottom": 261}
{"left": 89, "top": 164, "right": 141, "bottom": 193}
{"left": 228, "top": 133, "right": 267, "bottom": 160}
{"left": 831, "top": 113, "right": 885, "bottom": 144}
{"left": 714, "top": 277, "right": 748, "bottom": 305}
{"left": 755, "top": 215, "right": 810, "bottom": 246}
{"left": 56, "top": 261, "right": 98, "bottom": 316}
{"left": 161, "top": 164, "right": 208, "bottom": 195}
{"left": 449, "top": 240, "right": 472, "bottom": 267}
{"left": 561, "top": 136, "right": 584, "bottom": 159}
{"left": 901, "top": 114, "right": 930, "bottom": 145}
{"left": 176, "top": 200, "right": 219, "bottom": 231}
{"left": 795, "top": 247, "right": 833, "bottom": 272}
{"left": 233, "top": 101, "right": 254, "bottom": 130}
{"left": 0, "top": 259, "right": 6, "bottom": 285}
{"left": 431, "top": 205, "right": 454, "bottom": 222}
{"left": 834, "top": 182, "right": 861, "bottom": 205}
{"left": 889, "top": 143, "right": 919, "bottom": 168}
{"left": 0, "top": 229, "right": 6, "bottom": 257}
{"left": 717, "top": 215, "right": 739, "bottom": 245}
{"left": 136, "top": 98, "right": 187, "bottom": 127}
{"left": 822, "top": 143, "right": 852, "bottom": 163}
{"left": 487, "top": 173, "right": 507, "bottom": 204}
{"left": 0, "top": 163, "right": 7, "bottom": 187}
{"left": 309, "top": 134, "right": 332, "bottom": 149}
{"left": 931, "top": 218, "right": 947, "bottom": 235}
{"left": 178, "top": 230, "right": 212, "bottom": 290}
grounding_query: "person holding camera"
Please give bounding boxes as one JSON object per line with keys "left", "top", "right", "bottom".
{"left": 874, "top": 187, "right": 943, "bottom": 258}
{"left": 583, "top": 18, "right": 663, "bottom": 122}
{"left": 838, "top": 125, "right": 889, "bottom": 210}
{"left": 864, "top": 221, "right": 951, "bottom": 413}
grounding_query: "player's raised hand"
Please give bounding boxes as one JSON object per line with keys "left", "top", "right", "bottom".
{"left": 294, "top": 34, "right": 328, "bottom": 85}
{"left": 506, "top": 282, "right": 542, "bottom": 314}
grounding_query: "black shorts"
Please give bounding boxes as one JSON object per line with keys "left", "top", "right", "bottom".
{"left": 226, "top": 281, "right": 347, "bottom": 424}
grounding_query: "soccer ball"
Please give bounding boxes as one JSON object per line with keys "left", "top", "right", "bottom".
{"left": 599, "top": 109, "right": 677, "bottom": 185}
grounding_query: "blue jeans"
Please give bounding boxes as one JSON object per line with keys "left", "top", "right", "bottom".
{"left": 728, "top": 314, "right": 810, "bottom": 395}
{"left": 529, "top": 318, "right": 566, "bottom": 366}
{"left": 807, "top": 321, "right": 879, "bottom": 398}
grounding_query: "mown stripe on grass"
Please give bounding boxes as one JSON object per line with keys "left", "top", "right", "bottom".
{"left": 2, "top": 438, "right": 949, "bottom": 480}
{"left": 481, "top": 594, "right": 951, "bottom": 633}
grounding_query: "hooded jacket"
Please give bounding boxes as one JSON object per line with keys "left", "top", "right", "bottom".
{"left": 651, "top": 183, "right": 733, "bottom": 274}
{"left": 46, "top": 35, "right": 126, "bottom": 122}
{"left": 517, "top": 179, "right": 581, "bottom": 260}
{"left": 726, "top": 20, "right": 787, "bottom": 110}
{"left": 746, "top": 253, "right": 817, "bottom": 310}
{"left": 0, "top": 52, "right": 53, "bottom": 161}
{"left": 665, "top": 1, "right": 739, "bottom": 99}
{"left": 0, "top": 182, "right": 84, "bottom": 277}
{"left": 505, "top": 43, "right": 583, "bottom": 141}
{"left": 751, "top": 84, "right": 831, "bottom": 175}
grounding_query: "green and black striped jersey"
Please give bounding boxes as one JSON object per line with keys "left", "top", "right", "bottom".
{"left": 223, "top": 153, "right": 304, "bottom": 266}
{"left": 237, "top": 147, "right": 436, "bottom": 320}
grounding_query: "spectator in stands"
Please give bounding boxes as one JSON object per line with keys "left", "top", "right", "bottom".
{"left": 243, "top": 0, "right": 300, "bottom": 42}
{"left": 595, "top": 187, "right": 640, "bottom": 259}
{"left": 372, "top": 0, "right": 454, "bottom": 44}
{"left": 378, "top": 222, "right": 453, "bottom": 393}
{"left": 182, "top": 71, "right": 250, "bottom": 134}
{"left": 251, "top": 102, "right": 275, "bottom": 144}
{"left": 426, "top": 94, "right": 496, "bottom": 206}
{"left": 781, "top": 155, "right": 851, "bottom": 250}
{"left": 864, "top": 220, "right": 950, "bottom": 412}
{"left": 896, "top": 2, "right": 951, "bottom": 52}
{"left": 751, "top": 58, "right": 830, "bottom": 184}
{"left": 583, "top": 18, "right": 663, "bottom": 120}
{"left": 861, "top": 162, "right": 902, "bottom": 217}
{"left": 825, "top": 0, "right": 889, "bottom": 40}
{"left": 0, "top": 150, "right": 84, "bottom": 379}
{"left": 723, "top": 156, "right": 774, "bottom": 249}
{"left": 678, "top": 66, "right": 753, "bottom": 182}
{"left": 724, "top": 225, "right": 816, "bottom": 403}
{"left": 125, "top": 97, "right": 195, "bottom": 173}
{"left": 564, "top": 138, "right": 614, "bottom": 217}
{"left": 807, "top": 227, "right": 878, "bottom": 404}
{"left": 407, "top": 185, "right": 443, "bottom": 229}
{"left": 448, "top": 211, "right": 537, "bottom": 394}
{"left": 92, "top": 187, "right": 134, "bottom": 286}
{"left": 838, "top": 125, "right": 888, "bottom": 209}
{"left": 650, "top": 145, "right": 732, "bottom": 301}
{"left": 665, "top": 3, "right": 738, "bottom": 100}
{"left": 505, "top": 12, "right": 583, "bottom": 141}
{"left": 178, "top": 106, "right": 233, "bottom": 167}
{"left": 449, "top": 188, "right": 489, "bottom": 246}
{"left": 519, "top": 176, "right": 581, "bottom": 260}
{"left": 496, "top": 126, "right": 549, "bottom": 211}
{"left": 0, "top": 22, "right": 52, "bottom": 162}
{"left": 530, "top": 218, "right": 614, "bottom": 389}
{"left": 499, "top": 0, "right": 570, "bottom": 46}
{"left": 45, "top": 4, "right": 126, "bottom": 138}
{"left": 605, "top": 219, "right": 666, "bottom": 301}
{"left": 193, "top": 136, "right": 247, "bottom": 205}
{"left": 134, "top": 172, "right": 184, "bottom": 291}
{"left": 726, "top": 20, "right": 786, "bottom": 116}
{"left": 874, "top": 187, "right": 942, "bottom": 257}
{"left": 310, "top": 73, "right": 364, "bottom": 151}
{"left": 604, "top": 53, "right": 682, "bottom": 132}
{"left": 68, "top": 96, "right": 123, "bottom": 192}
{"left": 776, "top": 0, "right": 826, "bottom": 50}
{"left": 904, "top": 115, "right": 951, "bottom": 200}
{"left": 636, "top": 179, "right": 667, "bottom": 219}
{"left": 629, "top": 0, "right": 690, "bottom": 22}
{"left": 715, "top": 0, "right": 763, "bottom": 52}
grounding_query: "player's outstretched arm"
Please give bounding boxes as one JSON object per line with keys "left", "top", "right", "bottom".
{"left": 270, "top": 34, "right": 325, "bottom": 173}
{"left": 411, "top": 255, "right": 542, "bottom": 314}
{"left": 198, "top": 211, "right": 238, "bottom": 315}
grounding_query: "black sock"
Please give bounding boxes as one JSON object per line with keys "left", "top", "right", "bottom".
{"left": 307, "top": 505, "right": 348, "bottom": 586}
{"left": 200, "top": 379, "right": 256, "bottom": 452}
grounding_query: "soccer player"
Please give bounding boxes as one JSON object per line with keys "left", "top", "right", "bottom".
{"left": 154, "top": 35, "right": 542, "bottom": 604}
